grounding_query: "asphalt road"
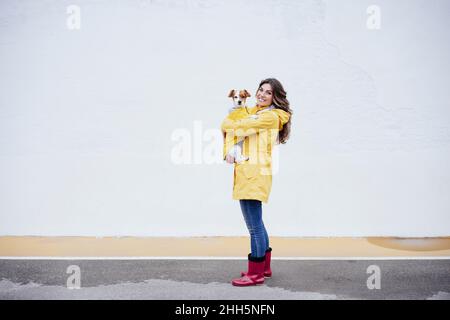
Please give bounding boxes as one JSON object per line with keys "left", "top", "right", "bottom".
{"left": 0, "top": 259, "right": 449, "bottom": 300}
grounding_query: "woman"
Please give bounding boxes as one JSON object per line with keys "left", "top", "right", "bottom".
{"left": 221, "top": 78, "right": 292, "bottom": 286}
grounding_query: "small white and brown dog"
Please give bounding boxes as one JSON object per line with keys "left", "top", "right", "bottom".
{"left": 225, "top": 89, "right": 252, "bottom": 164}
{"left": 228, "top": 89, "right": 251, "bottom": 112}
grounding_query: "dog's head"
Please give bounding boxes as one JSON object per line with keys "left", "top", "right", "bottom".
{"left": 228, "top": 89, "right": 251, "bottom": 108}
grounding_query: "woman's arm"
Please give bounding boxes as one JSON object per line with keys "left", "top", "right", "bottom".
{"left": 221, "top": 111, "right": 279, "bottom": 137}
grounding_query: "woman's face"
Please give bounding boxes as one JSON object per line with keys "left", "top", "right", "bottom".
{"left": 256, "top": 83, "right": 273, "bottom": 107}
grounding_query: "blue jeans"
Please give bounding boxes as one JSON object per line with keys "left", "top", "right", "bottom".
{"left": 239, "top": 199, "right": 269, "bottom": 258}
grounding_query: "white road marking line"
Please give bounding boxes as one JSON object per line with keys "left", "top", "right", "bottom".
{"left": 0, "top": 256, "right": 449, "bottom": 260}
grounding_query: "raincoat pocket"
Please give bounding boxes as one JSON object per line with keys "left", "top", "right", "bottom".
{"left": 240, "top": 163, "right": 259, "bottom": 180}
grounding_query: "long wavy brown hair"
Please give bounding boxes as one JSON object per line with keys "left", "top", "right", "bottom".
{"left": 257, "top": 78, "right": 292, "bottom": 144}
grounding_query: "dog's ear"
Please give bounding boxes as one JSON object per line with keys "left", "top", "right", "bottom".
{"left": 243, "top": 90, "right": 251, "bottom": 98}
{"left": 228, "top": 89, "right": 235, "bottom": 98}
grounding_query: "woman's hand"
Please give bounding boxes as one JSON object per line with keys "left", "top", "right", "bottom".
{"left": 226, "top": 154, "right": 235, "bottom": 164}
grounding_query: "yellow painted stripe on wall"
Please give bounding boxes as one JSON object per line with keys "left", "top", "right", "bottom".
{"left": 0, "top": 237, "right": 449, "bottom": 258}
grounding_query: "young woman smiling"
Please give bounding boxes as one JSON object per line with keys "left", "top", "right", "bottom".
{"left": 221, "top": 78, "right": 293, "bottom": 286}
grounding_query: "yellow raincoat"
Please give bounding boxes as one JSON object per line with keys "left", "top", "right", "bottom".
{"left": 221, "top": 105, "right": 291, "bottom": 203}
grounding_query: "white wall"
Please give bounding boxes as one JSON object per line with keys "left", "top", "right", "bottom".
{"left": 1, "top": 0, "right": 449, "bottom": 236}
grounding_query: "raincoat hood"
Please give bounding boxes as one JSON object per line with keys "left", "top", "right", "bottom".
{"left": 272, "top": 108, "right": 290, "bottom": 130}
{"left": 256, "top": 105, "right": 290, "bottom": 130}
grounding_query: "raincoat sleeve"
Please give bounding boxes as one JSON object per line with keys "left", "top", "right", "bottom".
{"left": 221, "top": 111, "right": 278, "bottom": 138}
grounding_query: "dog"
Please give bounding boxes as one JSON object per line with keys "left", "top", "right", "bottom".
{"left": 224, "top": 89, "right": 251, "bottom": 164}
{"left": 228, "top": 89, "right": 251, "bottom": 113}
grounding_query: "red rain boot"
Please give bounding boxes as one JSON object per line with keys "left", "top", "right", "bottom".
{"left": 241, "top": 247, "right": 272, "bottom": 278}
{"left": 231, "top": 254, "right": 265, "bottom": 287}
